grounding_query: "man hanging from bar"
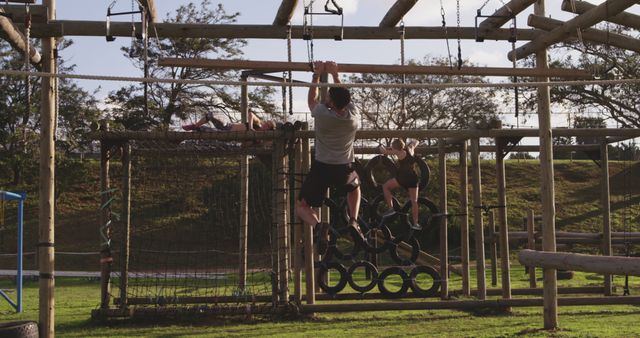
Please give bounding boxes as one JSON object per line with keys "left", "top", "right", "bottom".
{"left": 296, "top": 60, "right": 365, "bottom": 254}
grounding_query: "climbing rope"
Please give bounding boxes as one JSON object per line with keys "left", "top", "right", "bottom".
{"left": 399, "top": 21, "right": 407, "bottom": 120}
{"left": 456, "top": 0, "right": 462, "bottom": 70}
{"left": 439, "top": 0, "right": 453, "bottom": 68}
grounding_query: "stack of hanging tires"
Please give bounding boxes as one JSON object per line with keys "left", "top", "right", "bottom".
{"left": 0, "top": 321, "right": 39, "bottom": 338}
{"left": 316, "top": 155, "right": 442, "bottom": 299}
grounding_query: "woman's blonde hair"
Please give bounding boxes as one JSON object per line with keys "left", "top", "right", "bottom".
{"left": 391, "top": 139, "right": 405, "bottom": 150}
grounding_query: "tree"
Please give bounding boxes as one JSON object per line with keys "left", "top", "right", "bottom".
{"left": 0, "top": 39, "right": 100, "bottom": 185}
{"left": 110, "top": 0, "right": 278, "bottom": 130}
{"left": 348, "top": 57, "right": 500, "bottom": 144}
{"left": 515, "top": 25, "right": 639, "bottom": 129}
{"left": 550, "top": 27, "right": 640, "bottom": 129}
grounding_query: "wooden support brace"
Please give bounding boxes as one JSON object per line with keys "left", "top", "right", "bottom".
{"left": 379, "top": 0, "right": 418, "bottom": 27}
{"left": 518, "top": 249, "right": 640, "bottom": 276}
{"left": 0, "top": 8, "right": 41, "bottom": 65}
{"left": 158, "top": 58, "right": 593, "bottom": 78}
{"left": 476, "top": 0, "right": 536, "bottom": 38}
{"left": 528, "top": 15, "right": 640, "bottom": 54}
{"left": 561, "top": 0, "right": 640, "bottom": 31}
{"left": 508, "top": 0, "right": 639, "bottom": 60}
{"left": 273, "top": 0, "right": 298, "bottom": 26}
{"left": 138, "top": 0, "right": 157, "bottom": 23}
{"left": 0, "top": 4, "right": 48, "bottom": 23}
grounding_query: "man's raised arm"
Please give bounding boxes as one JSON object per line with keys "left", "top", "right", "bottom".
{"left": 308, "top": 61, "right": 324, "bottom": 111}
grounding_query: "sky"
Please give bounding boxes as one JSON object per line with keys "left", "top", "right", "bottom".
{"left": 51, "top": 0, "right": 639, "bottom": 129}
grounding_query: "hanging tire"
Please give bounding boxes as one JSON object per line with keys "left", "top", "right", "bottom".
{"left": 361, "top": 223, "right": 393, "bottom": 254}
{"left": 347, "top": 261, "right": 379, "bottom": 293}
{"left": 400, "top": 197, "right": 440, "bottom": 233}
{"left": 369, "top": 194, "right": 402, "bottom": 224}
{"left": 409, "top": 265, "right": 441, "bottom": 297}
{"left": 389, "top": 236, "right": 420, "bottom": 266}
{"left": 416, "top": 156, "right": 431, "bottom": 190}
{"left": 325, "top": 223, "right": 363, "bottom": 262}
{"left": 317, "top": 261, "right": 348, "bottom": 295}
{"left": 377, "top": 266, "right": 409, "bottom": 298}
{"left": 0, "top": 321, "right": 39, "bottom": 338}
{"left": 364, "top": 155, "right": 397, "bottom": 194}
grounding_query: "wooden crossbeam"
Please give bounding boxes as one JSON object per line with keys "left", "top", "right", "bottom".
{"left": 0, "top": 8, "right": 40, "bottom": 65}
{"left": 0, "top": 4, "right": 48, "bottom": 24}
{"left": 25, "top": 21, "right": 543, "bottom": 41}
{"left": 273, "top": 0, "right": 298, "bottom": 26}
{"left": 528, "top": 15, "right": 640, "bottom": 54}
{"left": 519, "top": 249, "right": 640, "bottom": 276}
{"left": 158, "top": 58, "right": 592, "bottom": 78}
{"left": 476, "top": 0, "right": 536, "bottom": 38}
{"left": 138, "top": 0, "right": 157, "bottom": 23}
{"left": 4, "top": 0, "right": 36, "bottom": 3}
{"left": 379, "top": 0, "right": 418, "bottom": 27}
{"left": 508, "top": 0, "right": 639, "bottom": 60}
{"left": 562, "top": 0, "right": 640, "bottom": 31}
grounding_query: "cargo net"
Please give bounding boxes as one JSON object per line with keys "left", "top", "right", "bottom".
{"left": 106, "top": 139, "right": 275, "bottom": 312}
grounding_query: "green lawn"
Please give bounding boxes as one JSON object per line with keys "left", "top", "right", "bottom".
{"left": 1, "top": 265, "right": 639, "bottom": 337}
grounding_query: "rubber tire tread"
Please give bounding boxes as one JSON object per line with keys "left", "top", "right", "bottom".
{"left": 0, "top": 321, "right": 39, "bottom": 338}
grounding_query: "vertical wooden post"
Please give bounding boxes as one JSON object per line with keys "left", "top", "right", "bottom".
{"left": 119, "top": 143, "right": 132, "bottom": 310}
{"left": 527, "top": 209, "right": 537, "bottom": 288}
{"left": 39, "top": 1, "right": 56, "bottom": 335}
{"left": 471, "top": 138, "right": 486, "bottom": 300}
{"left": 496, "top": 140, "right": 512, "bottom": 300}
{"left": 459, "top": 142, "right": 470, "bottom": 296}
{"left": 238, "top": 76, "right": 249, "bottom": 291}
{"left": 600, "top": 139, "right": 612, "bottom": 295}
{"left": 271, "top": 138, "right": 281, "bottom": 304}
{"left": 438, "top": 140, "right": 448, "bottom": 299}
{"left": 302, "top": 134, "right": 315, "bottom": 306}
{"left": 292, "top": 124, "right": 305, "bottom": 303}
{"left": 489, "top": 211, "right": 498, "bottom": 286}
{"left": 318, "top": 74, "right": 329, "bottom": 292}
{"left": 534, "top": 0, "right": 558, "bottom": 329}
{"left": 99, "top": 125, "right": 112, "bottom": 309}
{"left": 277, "top": 138, "right": 290, "bottom": 304}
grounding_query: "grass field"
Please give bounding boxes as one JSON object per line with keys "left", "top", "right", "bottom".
{"left": 1, "top": 265, "right": 639, "bottom": 337}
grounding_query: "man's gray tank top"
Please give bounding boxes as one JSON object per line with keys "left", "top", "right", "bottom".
{"left": 312, "top": 103, "right": 359, "bottom": 165}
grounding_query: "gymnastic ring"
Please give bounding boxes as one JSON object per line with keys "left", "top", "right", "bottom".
{"left": 377, "top": 266, "right": 410, "bottom": 298}
{"left": 399, "top": 197, "right": 440, "bottom": 238}
{"left": 364, "top": 155, "right": 397, "bottom": 194}
{"left": 317, "top": 261, "right": 348, "bottom": 295}
{"left": 347, "top": 260, "right": 379, "bottom": 293}
{"left": 362, "top": 223, "right": 393, "bottom": 254}
{"left": 389, "top": 236, "right": 420, "bottom": 266}
{"left": 416, "top": 156, "right": 431, "bottom": 190}
{"left": 325, "top": 223, "right": 363, "bottom": 262}
{"left": 409, "top": 265, "right": 441, "bottom": 297}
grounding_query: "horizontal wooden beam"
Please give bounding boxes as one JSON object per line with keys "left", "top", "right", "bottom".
{"left": 300, "top": 296, "right": 640, "bottom": 313}
{"left": 476, "top": 0, "right": 536, "bottom": 39}
{"left": 4, "top": 0, "right": 36, "bottom": 3}
{"left": 508, "top": 0, "right": 639, "bottom": 60}
{"left": 273, "top": 0, "right": 298, "bottom": 26}
{"left": 356, "top": 144, "right": 601, "bottom": 155}
{"left": 158, "top": 58, "right": 593, "bottom": 78}
{"left": 138, "top": 0, "right": 157, "bottom": 24}
{"left": 26, "top": 21, "right": 543, "bottom": 41}
{"left": 90, "top": 128, "right": 640, "bottom": 142}
{"left": 528, "top": 15, "right": 640, "bottom": 54}
{"left": 379, "top": 0, "right": 418, "bottom": 27}
{"left": 562, "top": 0, "right": 640, "bottom": 31}
{"left": 0, "top": 4, "right": 48, "bottom": 24}
{"left": 0, "top": 8, "right": 41, "bottom": 65}
{"left": 518, "top": 249, "right": 640, "bottom": 276}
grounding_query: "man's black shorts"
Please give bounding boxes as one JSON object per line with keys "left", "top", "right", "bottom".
{"left": 298, "top": 160, "right": 356, "bottom": 208}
